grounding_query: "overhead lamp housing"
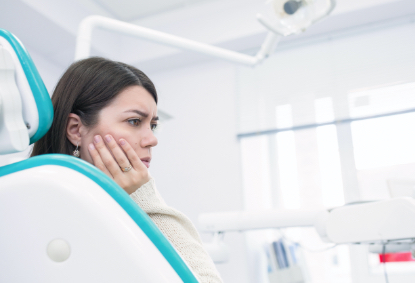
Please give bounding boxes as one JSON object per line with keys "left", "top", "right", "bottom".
{"left": 257, "top": 0, "right": 336, "bottom": 36}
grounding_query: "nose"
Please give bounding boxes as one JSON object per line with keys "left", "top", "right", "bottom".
{"left": 141, "top": 126, "right": 158, "bottom": 148}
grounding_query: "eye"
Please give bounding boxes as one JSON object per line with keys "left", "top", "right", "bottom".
{"left": 151, "top": 123, "right": 158, "bottom": 132}
{"left": 127, "top": 118, "right": 141, "bottom": 126}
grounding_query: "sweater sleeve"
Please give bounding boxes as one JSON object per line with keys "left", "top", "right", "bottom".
{"left": 129, "top": 179, "right": 223, "bottom": 283}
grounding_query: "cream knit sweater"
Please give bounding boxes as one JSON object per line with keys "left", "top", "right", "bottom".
{"left": 129, "top": 178, "right": 223, "bottom": 283}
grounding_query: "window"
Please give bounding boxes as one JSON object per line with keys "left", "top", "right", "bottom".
{"left": 351, "top": 112, "right": 415, "bottom": 170}
{"left": 276, "top": 104, "right": 301, "bottom": 209}
{"left": 315, "top": 98, "right": 344, "bottom": 207}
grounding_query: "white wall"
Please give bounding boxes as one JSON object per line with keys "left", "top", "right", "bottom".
{"left": 29, "top": 49, "right": 65, "bottom": 94}
{"left": 147, "top": 61, "right": 250, "bottom": 283}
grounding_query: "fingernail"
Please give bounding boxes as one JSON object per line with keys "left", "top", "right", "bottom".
{"left": 94, "top": 135, "right": 101, "bottom": 143}
{"left": 89, "top": 143, "right": 95, "bottom": 150}
{"left": 105, "top": 135, "right": 112, "bottom": 142}
{"left": 119, "top": 139, "right": 126, "bottom": 145}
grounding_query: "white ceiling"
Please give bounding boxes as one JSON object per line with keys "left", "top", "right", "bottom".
{"left": 1, "top": 0, "right": 415, "bottom": 88}
{"left": 93, "top": 0, "right": 209, "bottom": 21}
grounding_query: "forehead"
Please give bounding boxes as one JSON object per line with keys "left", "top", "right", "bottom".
{"left": 104, "top": 85, "right": 157, "bottom": 114}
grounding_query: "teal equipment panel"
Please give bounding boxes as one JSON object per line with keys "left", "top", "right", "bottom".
{"left": 0, "top": 29, "right": 53, "bottom": 144}
{"left": 0, "top": 154, "right": 199, "bottom": 283}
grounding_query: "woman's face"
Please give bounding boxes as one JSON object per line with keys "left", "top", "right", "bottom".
{"left": 79, "top": 85, "right": 158, "bottom": 167}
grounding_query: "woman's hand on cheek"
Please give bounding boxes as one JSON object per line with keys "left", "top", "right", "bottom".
{"left": 87, "top": 134, "right": 150, "bottom": 194}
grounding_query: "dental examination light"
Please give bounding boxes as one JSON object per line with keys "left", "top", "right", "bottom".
{"left": 75, "top": 0, "right": 335, "bottom": 66}
{"left": 257, "top": 0, "right": 336, "bottom": 36}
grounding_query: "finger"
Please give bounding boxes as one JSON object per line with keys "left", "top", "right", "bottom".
{"left": 88, "top": 143, "right": 113, "bottom": 178}
{"left": 93, "top": 135, "right": 123, "bottom": 177}
{"left": 119, "top": 138, "right": 146, "bottom": 170}
{"left": 103, "top": 135, "right": 132, "bottom": 170}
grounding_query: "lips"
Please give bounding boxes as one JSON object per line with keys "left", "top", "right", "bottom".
{"left": 140, "top": 157, "right": 151, "bottom": 168}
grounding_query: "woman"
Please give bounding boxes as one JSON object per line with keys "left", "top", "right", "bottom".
{"left": 31, "top": 57, "right": 223, "bottom": 283}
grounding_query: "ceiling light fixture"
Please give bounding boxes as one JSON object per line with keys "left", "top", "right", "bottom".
{"left": 257, "top": 0, "right": 336, "bottom": 36}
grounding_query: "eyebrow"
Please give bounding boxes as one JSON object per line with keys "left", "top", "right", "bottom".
{"left": 124, "top": 109, "right": 159, "bottom": 121}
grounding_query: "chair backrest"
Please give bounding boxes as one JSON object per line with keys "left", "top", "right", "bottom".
{"left": 0, "top": 155, "right": 198, "bottom": 282}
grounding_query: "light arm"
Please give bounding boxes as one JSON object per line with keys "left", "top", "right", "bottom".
{"left": 75, "top": 15, "right": 280, "bottom": 66}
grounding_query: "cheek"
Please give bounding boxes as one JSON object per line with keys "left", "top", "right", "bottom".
{"left": 92, "top": 124, "right": 143, "bottom": 150}
{"left": 93, "top": 125, "right": 125, "bottom": 144}
{"left": 108, "top": 131, "right": 142, "bottom": 150}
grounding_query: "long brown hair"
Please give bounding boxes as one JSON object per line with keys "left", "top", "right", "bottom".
{"left": 31, "top": 57, "right": 157, "bottom": 157}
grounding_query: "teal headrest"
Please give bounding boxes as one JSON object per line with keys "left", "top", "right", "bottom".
{"left": 0, "top": 29, "right": 53, "bottom": 144}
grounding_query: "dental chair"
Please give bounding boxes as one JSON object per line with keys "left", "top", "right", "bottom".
{"left": 0, "top": 29, "right": 198, "bottom": 283}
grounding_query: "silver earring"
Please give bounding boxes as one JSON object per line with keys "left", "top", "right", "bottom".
{"left": 73, "top": 142, "right": 80, "bottom": 157}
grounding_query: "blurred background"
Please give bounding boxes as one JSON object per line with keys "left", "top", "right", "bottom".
{"left": 1, "top": 0, "right": 415, "bottom": 282}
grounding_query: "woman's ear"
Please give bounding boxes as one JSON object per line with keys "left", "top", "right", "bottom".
{"left": 66, "top": 113, "right": 84, "bottom": 146}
